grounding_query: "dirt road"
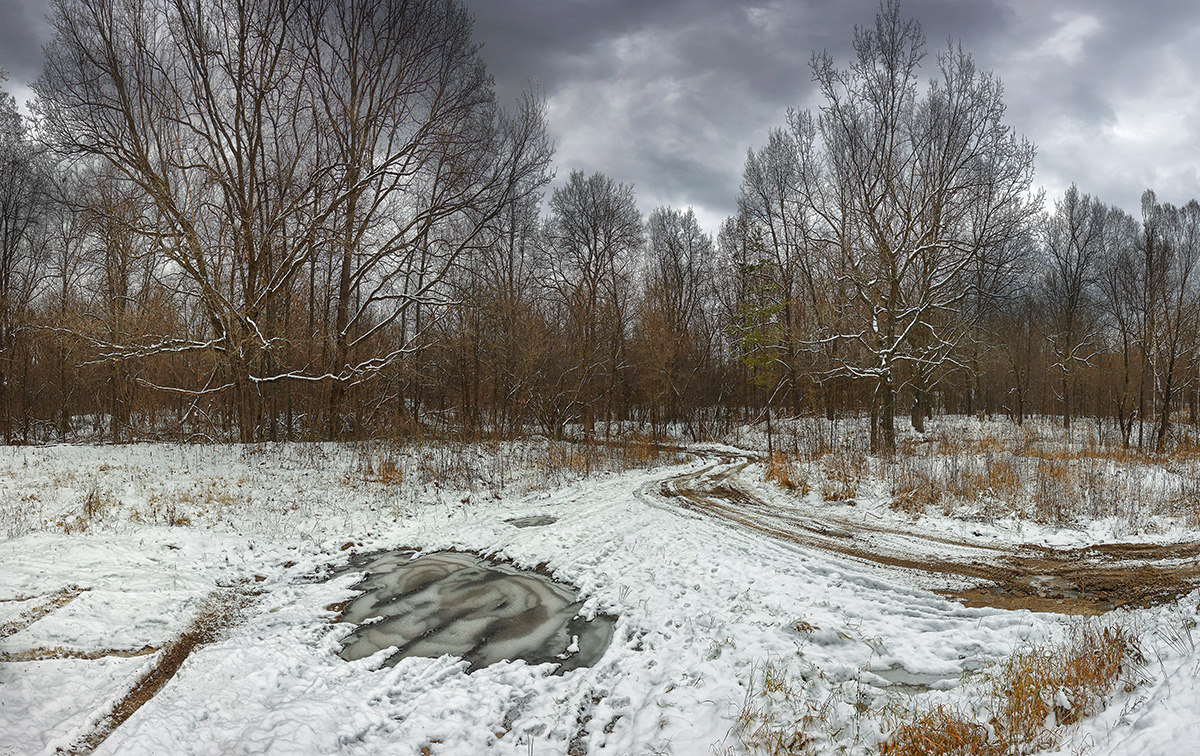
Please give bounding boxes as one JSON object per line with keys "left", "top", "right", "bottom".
{"left": 657, "top": 454, "right": 1200, "bottom": 615}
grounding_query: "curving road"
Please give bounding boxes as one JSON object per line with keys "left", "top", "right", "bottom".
{"left": 653, "top": 451, "right": 1200, "bottom": 615}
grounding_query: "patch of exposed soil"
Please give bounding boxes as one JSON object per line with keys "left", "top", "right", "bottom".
{"left": 0, "top": 645, "right": 160, "bottom": 663}
{"left": 659, "top": 456, "right": 1200, "bottom": 615}
{"left": 0, "top": 586, "right": 88, "bottom": 640}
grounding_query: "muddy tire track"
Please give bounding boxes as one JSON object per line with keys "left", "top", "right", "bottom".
{"left": 0, "top": 586, "right": 89, "bottom": 640}
{"left": 58, "top": 585, "right": 259, "bottom": 755}
{"left": 0, "top": 645, "right": 161, "bottom": 663}
{"left": 658, "top": 454, "right": 1200, "bottom": 615}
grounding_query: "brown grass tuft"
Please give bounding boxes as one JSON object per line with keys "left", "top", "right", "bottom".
{"left": 890, "top": 462, "right": 940, "bottom": 514}
{"left": 728, "top": 657, "right": 822, "bottom": 756}
{"left": 883, "top": 620, "right": 1144, "bottom": 756}
{"left": 989, "top": 623, "right": 1143, "bottom": 745}
{"left": 766, "top": 453, "right": 810, "bottom": 495}
{"left": 882, "top": 705, "right": 1002, "bottom": 756}
{"left": 820, "top": 450, "right": 864, "bottom": 502}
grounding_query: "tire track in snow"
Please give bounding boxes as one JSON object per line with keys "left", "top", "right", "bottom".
{"left": 651, "top": 450, "right": 1200, "bottom": 615}
{"left": 0, "top": 585, "right": 88, "bottom": 641}
{"left": 59, "top": 584, "right": 259, "bottom": 755}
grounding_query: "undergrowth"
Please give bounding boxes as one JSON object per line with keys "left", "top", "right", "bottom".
{"left": 724, "top": 656, "right": 836, "bottom": 755}
{"left": 727, "top": 618, "right": 1146, "bottom": 756}
{"left": 760, "top": 416, "right": 1200, "bottom": 529}
{"left": 0, "top": 434, "right": 686, "bottom": 537}
{"left": 883, "top": 621, "right": 1146, "bottom": 756}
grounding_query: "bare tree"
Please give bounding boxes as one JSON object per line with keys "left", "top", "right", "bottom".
{"left": 737, "top": 128, "right": 818, "bottom": 414}
{"left": 636, "top": 206, "right": 717, "bottom": 436}
{"left": 1097, "top": 205, "right": 1144, "bottom": 444}
{"left": 35, "top": 0, "right": 550, "bottom": 441}
{"left": 783, "top": 0, "right": 1036, "bottom": 451}
{"left": 1139, "top": 192, "right": 1200, "bottom": 451}
{"left": 439, "top": 186, "right": 550, "bottom": 435}
{"left": 304, "top": 0, "right": 552, "bottom": 437}
{"left": 1041, "top": 185, "right": 1110, "bottom": 430}
{"left": 0, "top": 71, "right": 53, "bottom": 443}
{"left": 545, "top": 170, "right": 643, "bottom": 438}
{"left": 37, "top": 0, "right": 324, "bottom": 441}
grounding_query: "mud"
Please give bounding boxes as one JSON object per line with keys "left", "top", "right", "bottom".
{"left": 659, "top": 456, "right": 1200, "bottom": 615}
{"left": 0, "top": 645, "right": 160, "bottom": 663}
{"left": 0, "top": 586, "right": 88, "bottom": 641}
{"left": 59, "top": 585, "right": 258, "bottom": 755}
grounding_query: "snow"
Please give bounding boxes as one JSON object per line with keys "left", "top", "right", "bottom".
{"left": 0, "top": 439, "right": 1197, "bottom": 754}
{"left": 0, "top": 654, "right": 155, "bottom": 754}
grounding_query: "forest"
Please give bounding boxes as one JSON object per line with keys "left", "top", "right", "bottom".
{"left": 0, "top": 0, "right": 1197, "bottom": 455}
{"left": 6, "top": 3, "right": 1200, "bottom": 755}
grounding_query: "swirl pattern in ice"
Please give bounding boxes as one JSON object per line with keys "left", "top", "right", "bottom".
{"left": 337, "top": 551, "right": 614, "bottom": 672}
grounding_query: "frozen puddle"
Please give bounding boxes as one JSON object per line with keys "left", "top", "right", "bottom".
{"left": 505, "top": 515, "right": 558, "bottom": 528}
{"left": 337, "top": 551, "right": 615, "bottom": 672}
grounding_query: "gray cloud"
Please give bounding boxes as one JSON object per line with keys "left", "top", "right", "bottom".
{"left": 4, "top": 0, "right": 1199, "bottom": 230}
{"left": 473, "top": 0, "right": 1200, "bottom": 228}
{"left": 0, "top": 0, "right": 51, "bottom": 85}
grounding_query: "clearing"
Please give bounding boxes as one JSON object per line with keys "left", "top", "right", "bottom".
{"left": 1, "top": 424, "right": 1199, "bottom": 755}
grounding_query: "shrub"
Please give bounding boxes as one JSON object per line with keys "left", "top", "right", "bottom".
{"left": 766, "top": 453, "right": 810, "bottom": 495}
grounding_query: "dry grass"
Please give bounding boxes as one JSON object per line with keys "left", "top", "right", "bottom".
{"left": 350, "top": 433, "right": 685, "bottom": 498}
{"left": 754, "top": 417, "right": 1200, "bottom": 528}
{"left": 726, "top": 657, "right": 825, "bottom": 755}
{"left": 984, "top": 455, "right": 1020, "bottom": 500}
{"left": 141, "top": 480, "right": 252, "bottom": 527}
{"left": 725, "top": 616, "right": 1146, "bottom": 756}
{"left": 881, "top": 705, "right": 1002, "bottom": 756}
{"left": 359, "top": 451, "right": 403, "bottom": 486}
{"left": 1030, "top": 458, "right": 1076, "bottom": 525}
{"left": 819, "top": 449, "right": 865, "bottom": 502}
{"left": 988, "top": 623, "right": 1144, "bottom": 743}
{"left": 57, "top": 487, "right": 109, "bottom": 533}
{"left": 883, "top": 620, "right": 1145, "bottom": 756}
{"left": 934, "top": 435, "right": 1006, "bottom": 456}
{"left": 889, "top": 457, "right": 941, "bottom": 514}
{"left": 765, "top": 453, "right": 809, "bottom": 495}
{"left": 1, "top": 435, "right": 690, "bottom": 539}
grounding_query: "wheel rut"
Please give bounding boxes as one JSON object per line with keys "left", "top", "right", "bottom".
{"left": 657, "top": 453, "right": 1200, "bottom": 615}
{"left": 56, "top": 584, "right": 259, "bottom": 755}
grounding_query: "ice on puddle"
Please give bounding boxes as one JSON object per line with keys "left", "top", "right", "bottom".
{"left": 336, "top": 551, "right": 614, "bottom": 672}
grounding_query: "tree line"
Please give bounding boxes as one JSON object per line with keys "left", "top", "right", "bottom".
{"left": 1, "top": 0, "right": 1198, "bottom": 452}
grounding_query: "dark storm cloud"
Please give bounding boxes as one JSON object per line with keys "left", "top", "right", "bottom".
{"left": 0, "top": 0, "right": 51, "bottom": 85}
{"left": 3, "top": 0, "right": 1198, "bottom": 228}
{"left": 986, "top": 0, "right": 1200, "bottom": 214}
{"left": 471, "top": 1, "right": 832, "bottom": 227}
{"left": 471, "top": 0, "right": 1200, "bottom": 228}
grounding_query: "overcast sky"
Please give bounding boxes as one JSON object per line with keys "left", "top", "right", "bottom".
{"left": 3, "top": 0, "right": 1198, "bottom": 233}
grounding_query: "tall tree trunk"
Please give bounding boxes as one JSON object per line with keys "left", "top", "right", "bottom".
{"left": 1062, "top": 372, "right": 1071, "bottom": 430}
{"left": 880, "top": 375, "right": 895, "bottom": 453}
{"left": 1156, "top": 359, "right": 1177, "bottom": 453}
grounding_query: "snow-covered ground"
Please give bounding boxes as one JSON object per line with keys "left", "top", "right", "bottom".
{"left": 1, "top": 439, "right": 1197, "bottom": 755}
